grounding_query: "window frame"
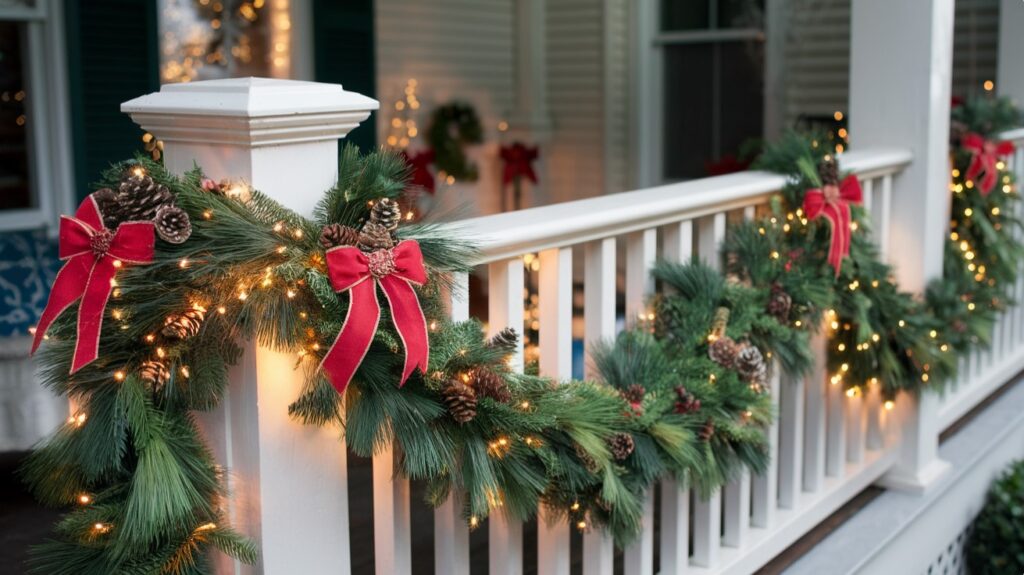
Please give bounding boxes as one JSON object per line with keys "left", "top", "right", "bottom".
{"left": 0, "top": 0, "right": 76, "bottom": 235}
{"left": 631, "top": 0, "right": 777, "bottom": 187}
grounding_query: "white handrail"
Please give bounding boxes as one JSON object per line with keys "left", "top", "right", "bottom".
{"left": 453, "top": 147, "right": 911, "bottom": 264}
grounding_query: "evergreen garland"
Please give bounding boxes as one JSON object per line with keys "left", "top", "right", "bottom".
{"left": 23, "top": 95, "right": 1024, "bottom": 572}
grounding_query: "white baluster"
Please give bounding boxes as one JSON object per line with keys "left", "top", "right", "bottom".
{"left": 436, "top": 272, "right": 471, "bottom": 575}
{"left": 803, "top": 329, "right": 827, "bottom": 492}
{"left": 537, "top": 248, "right": 573, "bottom": 575}
{"left": 583, "top": 238, "right": 616, "bottom": 575}
{"left": 751, "top": 364, "right": 780, "bottom": 527}
{"left": 877, "top": 174, "right": 893, "bottom": 261}
{"left": 847, "top": 388, "right": 865, "bottom": 464}
{"left": 861, "top": 177, "right": 874, "bottom": 213}
{"left": 697, "top": 213, "right": 727, "bottom": 269}
{"left": 722, "top": 472, "right": 751, "bottom": 548}
{"left": 825, "top": 374, "right": 846, "bottom": 478}
{"left": 624, "top": 229, "right": 657, "bottom": 575}
{"left": 663, "top": 220, "right": 694, "bottom": 264}
{"left": 373, "top": 444, "right": 411, "bottom": 575}
{"left": 778, "top": 372, "right": 805, "bottom": 509}
{"left": 489, "top": 259, "right": 526, "bottom": 575}
{"left": 659, "top": 479, "right": 690, "bottom": 575}
{"left": 692, "top": 490, "right": 721, "bottom": 568}
{"left": 865, "top": 382, "right": 884, "bottom": 451}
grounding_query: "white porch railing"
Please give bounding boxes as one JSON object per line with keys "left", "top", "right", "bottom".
{"left": 431, "top": 148, "right": 910, "bottom": 575}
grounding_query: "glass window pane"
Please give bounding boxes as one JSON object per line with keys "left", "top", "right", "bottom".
{"left": 0, "top": 22, "right": 33, "bottom": 211}
{"left": 662, "top": 41, "right": 764, "bottom": 180}
{"left": 158, "top": 0, "right": 286, "bottom": 83}
{"left": 718, "top": 0, "right": 765, "bottom": 29}
{"left": 661, "top": 0, "right": 710, "bottom": 31}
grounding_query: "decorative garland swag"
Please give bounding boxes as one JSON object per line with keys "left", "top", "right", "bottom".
{"left": 23, "top": 98, "right": 1022, "bottom": 574}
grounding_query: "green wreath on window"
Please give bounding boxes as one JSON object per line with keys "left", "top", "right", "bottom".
{"left": 427, "top": 102, "right": 484, "bottom": 182}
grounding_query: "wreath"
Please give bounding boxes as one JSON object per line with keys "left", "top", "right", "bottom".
{"left": 427, "top": 102, "right": 483, "bottom": 182}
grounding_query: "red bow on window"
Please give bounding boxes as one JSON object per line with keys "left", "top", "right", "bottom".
{"left": 962, "top": 133, "right": 1015, "bottom": 196}
{"left": 320, "top": 240, "right": 429, "bottom": 393}
{"left": 31, "top": 195, "right": 155, "bottom": 373}
{"left": 499, "top": 142, "right": 539, "bottom": 186}
{"left": 802, "top": 175, "right": 863, "bottom": 277}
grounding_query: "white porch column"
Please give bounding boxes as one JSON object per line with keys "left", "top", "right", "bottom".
{"left": 849, "top": 0, "right": 953, "bottom": 492}
{"left": 998, "top": 0, "right": 1024, "bottom": 104}
{"left": 122, "top": 78, "right": 378, "bottom": 574}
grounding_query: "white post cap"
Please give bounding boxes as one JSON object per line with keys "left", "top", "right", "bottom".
{"left": 121, "top": 77, "right": 379, "bottom": 147}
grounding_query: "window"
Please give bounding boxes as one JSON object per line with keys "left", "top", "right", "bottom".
{"left": 657, "top": 0, "right": 765, "bottom": 180}
{"left": 157, "top": 0, "right": 294, "bottom": 84}
{"left": 0, "top": 0, "right": 74, "bottom": 232}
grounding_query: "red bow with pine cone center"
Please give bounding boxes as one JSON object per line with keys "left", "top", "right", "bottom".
{"left": 962, "top": 132, "right": 1014, "bottom": 196}
{"left": 31, "top": 194, "right": 155, "bottom": 372}
{"left": 321, "top": 240, "right": 429, "bottom": 393}
{"left": 500, "top": 142, "right": 539, "bottom": 186}
{"left": 802, "top": 175, "right": 862, "bottom": 277}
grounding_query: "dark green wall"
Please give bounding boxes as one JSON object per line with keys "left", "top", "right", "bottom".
{"left": 65, "top": 0, "right": 160, "bottom": 198}
{"left": 313, "top": 0, "right": 376, "bottom": 151}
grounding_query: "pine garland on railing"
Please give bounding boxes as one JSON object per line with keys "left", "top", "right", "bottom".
{"left": 22, "top": 98, "right": 1024, "bottom": 572}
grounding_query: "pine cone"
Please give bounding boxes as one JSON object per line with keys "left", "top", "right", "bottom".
{"left": 708, "top": 336, "right": 740, "bottom": 368}
{"left": 818, "top": 156, "right": 840, "bottom": 187}
{"left": 140, "top": 360, "right": 170, "bottom": 388}
{"left": 608, "top": 433, "right": 635, "bottom": 462}
{"left": 767, "top": 283, "right": 792, "bottom": 321}
{"left": 473, "top": 369, "right": 511, "bottom": 403}
{"left": 674, "top": 386, "right": 701, "bottom": 414}
{"left": 357, "top": 221, "right": 395, "bottom": 252}
{"left": 574, "top": 443, "right": 600, "bottom": 473}
{"left": 320, "top": 224, "right": 360, "bottom": 249}
{"left": 91, "top": 188, "right": 121, "bottom": 229}
{"left": 620, "top": 383, "right": 645, "bottom": 405}
{"left": 443, "top": 379, "right": 478, "bottom": 424}
{"left": 699, "top": 419, "right": 715, "bottom": 441}
{"left": 154, "top": 205, "right": 192, "bottom": 244}
{"left": 162, "top": 306, "right": 206, "bottom": 340}
{"left": 115, "top": 173, "right": 175, "bottom": 223}
{"left": 736, "top": 344, "right": 767, "bottom": 386}
{"left": 369, "top": 197, "right": 402, "bottom": 232}
{"left": 487, "top": 327, "right": 519, "bottom": 353}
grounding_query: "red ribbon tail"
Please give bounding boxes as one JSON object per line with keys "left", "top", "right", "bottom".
{"left": 70, "top": 257, "right": 118, "bottom": 373}
{"left": 380, "top": 275, "right": 430, "bottom": 385}
{"left": 980, "top": 159, "right": 998, "bottom": 195}
{"left": 822, "top": 204, "right": 849, "bottom": 277}
{"left": 966, "top": 155, "right": 984, "bottom": 184}
{"left": 30, "top": 255, "right": 95, "bottom": 356}
{"left": 321, "top": 280, "right": 380, "bottom": 394}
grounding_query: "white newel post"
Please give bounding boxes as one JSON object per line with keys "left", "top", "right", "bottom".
{"left": 122, "top": 78, "right": 379, "bottom": 574}
{"left": 849, "top": 0, "right": 953, "bottom": 492}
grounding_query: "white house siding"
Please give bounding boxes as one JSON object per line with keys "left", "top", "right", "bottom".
{"left": 546, "top": 0, "right": 610, "bottom": 203}
{"left": 375, "top": 0, "right": 515, "bottom": 216}
{"left": 783, "top": 0, "right": 998, "bottom": 128}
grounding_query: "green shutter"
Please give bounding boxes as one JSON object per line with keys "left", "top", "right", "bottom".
{"left": 65, "top": 0, "right": 159, "bottom": 199}
{"left": 312, "top": 0, "right": 376, "bottom": 152}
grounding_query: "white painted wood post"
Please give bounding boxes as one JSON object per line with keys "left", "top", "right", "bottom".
{"left": 537, "top": 247, "right": 573, "bottom": 575}
{"left": 849, "top": 0, "right": 954, "bottom": 492}
{"left": 488, "top": 258, "right": 526, "bottom": 575}
{"left": 122, "top": 78, "right": 378, "bottom": 574}
{"left": 998, "top": 0, "right": 1024, "bottom": 105}
{"left": 583, "top": 237, "right": 617, "bottom": 575}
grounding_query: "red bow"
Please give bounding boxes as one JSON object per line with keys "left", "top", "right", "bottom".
{"left": 321, "top": 240, "right": 429, "bottom": 393}
{"left": 500, "top": 142, "right": 539, "bottom": 186}
{"left": 31, "top": 195, "right": 155, "bottom": 372}
{"left": 803, "top": 175, "right": 862, "bottom": 277}
{"left": 402, "top": 149, "right": 436, "bottom": 195}
{"left": 963, "top": 133, "right": 1014, "bottom": 196}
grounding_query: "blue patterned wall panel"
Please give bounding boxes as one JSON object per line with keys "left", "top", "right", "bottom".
{"left": 0, "top": 229, "right": 60, "bottom": 338}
